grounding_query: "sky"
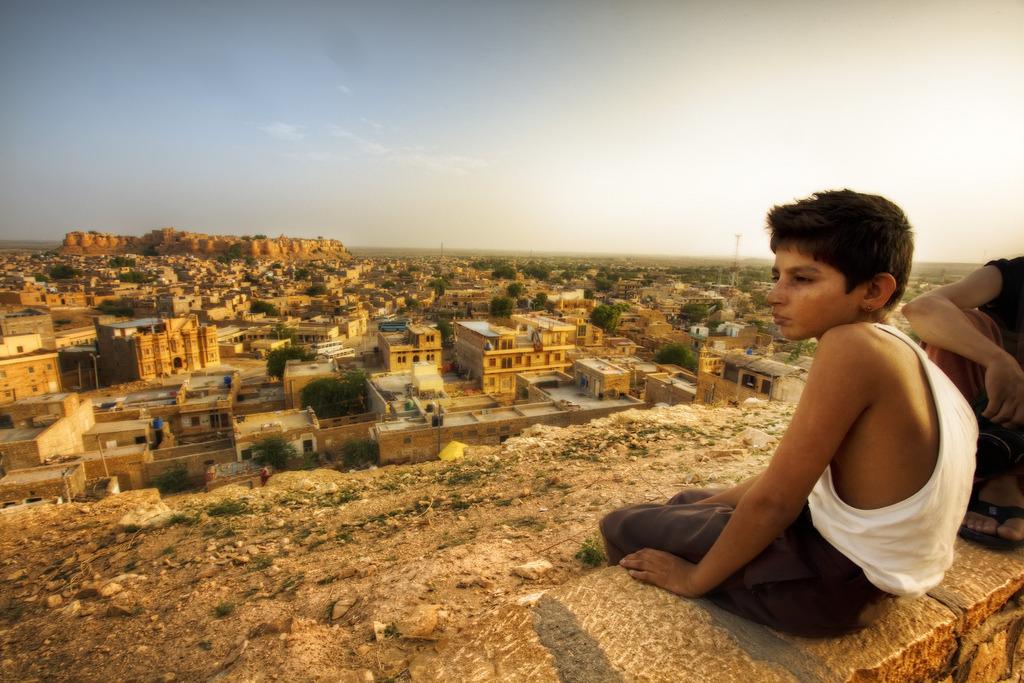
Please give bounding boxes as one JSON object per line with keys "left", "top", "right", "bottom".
{"left": 1, "top": 1, "right": 1022, "bottom": 263}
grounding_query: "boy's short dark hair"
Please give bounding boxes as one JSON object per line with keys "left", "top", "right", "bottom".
{"left": 767, "top": 189, "right": 913, "bottom": 312}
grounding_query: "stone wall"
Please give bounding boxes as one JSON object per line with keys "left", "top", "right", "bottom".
{"left": 58, "top": 229, "right": 350, "bottom": 261}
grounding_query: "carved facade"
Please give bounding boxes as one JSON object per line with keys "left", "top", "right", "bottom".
{"left": 95, "top": 315, "right": 220, "bottom": 385}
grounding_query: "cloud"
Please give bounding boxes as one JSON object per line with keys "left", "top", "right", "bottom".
{"left": 260, "top": 122, "right": 304, "bottom": 141}
{"left": 338, "top": 85, "right": 352, "bottom": 95}
{"left": 331, "top": 126, "right": 485, "bottom": 174}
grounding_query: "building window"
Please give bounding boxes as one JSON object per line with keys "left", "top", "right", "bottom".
{"left": 241, "top": 448, "right": 252, "bottom": 460}
{"left": 761, "top": 379, "right": 772, "bottom": 395}
{"left": 303, "top": 439, "right": 313, "bottom": 453}
{"left": 27, "top": 367, "right": 34, "bottom": 374}
{"left": 742, "top": 374, "right": 756, "bottom": 389}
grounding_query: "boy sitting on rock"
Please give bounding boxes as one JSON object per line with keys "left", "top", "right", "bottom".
{"left": 601, "top": 190, "right": 978, "bottom": 636}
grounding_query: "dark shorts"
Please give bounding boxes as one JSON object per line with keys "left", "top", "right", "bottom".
{"left": 599, "top": 488, "right": 890, "bottom": 637}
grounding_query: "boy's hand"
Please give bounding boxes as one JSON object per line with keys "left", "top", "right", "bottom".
{"left": 983, "top": 357, "right": 1024, "bottom": 428}
{"left": 619, "top": 549, "right": 705, "bottom": 597}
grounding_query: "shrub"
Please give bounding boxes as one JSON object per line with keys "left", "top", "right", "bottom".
{"left": 213, "top": 602, "right": 235, "bottom": 617}
{"left": 339, "top": 439, "right": 379, "bottom": 469}
{"left": 575, "top": 532, "right": 607, "bottom": 567}
{"left": 251, "top": 434, "right": 298, "bottom": 470}
{"left": 152, "top": 463, "right": 191, "bottom": 493}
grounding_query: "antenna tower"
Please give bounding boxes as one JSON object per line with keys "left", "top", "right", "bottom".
{"left": 730, "top": 234, "right": 741, "bottom": 287}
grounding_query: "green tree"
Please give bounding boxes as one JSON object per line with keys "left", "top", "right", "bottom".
{"left": 265, "top": 346, "right": 315, "bottom": 379}
{"left": 435, "top": 320, "right": 454, "bottom": 343}
{"left": 382, "top": 280, "right": 396, "bottom": 289}
{"left": 273, "top": 322, "right": 297, "bottom": 343}
{"left": 431, "top": 277, "right": 449, "bottom": 296}
{"left": 33, "top": 273, "right": 49, "bottom": 283}
{"left": 119, "top": 270, "right": 152, "bottom": 283}
{"left": 306, "top": 283, "right": 328, "bottom": 296}
{"left": 251, "top": 434, "right": 297, "bottom": 469}
{"left": 681, "top": 303, "right": 709, "bottom": 322}
{"left": 251, "top": 300, "right": 280, "bottom": 316}
{"left": 50, "top": 265, "right": 82, "bottom": 279}
{"left": 653, "top": 342, "right": 698, "bottom": 372}
{"left": 491, "top": 264, "right": 517, "bottom": 279}
{"left": 300, "top": 371, "right": 368, "bottom": 418}
{"left": 506, "top": 282, "right": 525, "bottom": 298}
{"left": 590, "top": 303, "right": 626, "bottom": 333}
{"left": 532, "top": 292, "right": 549, "bottom": 312}
{"left": 584, "top": 288, "right": 595, "bottom": 300}
{"left": 294, "top": 268, "right": 310, "bottom": 281}
{"left": 108, "top": 256, "right": 136, "bottom": 268}
{"left": 490, "top": 296, "right": 515, "bottom": 318}
{"left": 594, "top": 277, "right": 613, "bottom": 292}
{"left": 788, "top": 340, "right": 817, "bottom": 363}
{"left": 253, "top": 234, "right": 267, "bottom": 239}
{"left": 227, "top": 243, "right": 243, "bottom": 260}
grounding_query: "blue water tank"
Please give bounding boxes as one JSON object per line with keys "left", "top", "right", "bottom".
{"left": 153, "top": 417, "right": 164, "bottom": 429}
{"left": 224, "top": 376, "right": 231, "bottom": 385}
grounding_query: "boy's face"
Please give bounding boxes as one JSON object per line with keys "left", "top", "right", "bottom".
{"left": 767, "top": 246, "right": 870, "bottom": 340}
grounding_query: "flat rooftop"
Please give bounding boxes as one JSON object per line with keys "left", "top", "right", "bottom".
{"left": 285, "top": 361, "right": 337, "bottom": 378}
{"left": 0, "top": 426, "right": 47, "bottom": 443}
{"left": 576, "top": 358, "right": 627, "bottom": 374}
{"left": 1, "top": 465, "right": 82, "bottom": 484}
{"left": 235, "top": 410, "right": 315, "bottom": 437}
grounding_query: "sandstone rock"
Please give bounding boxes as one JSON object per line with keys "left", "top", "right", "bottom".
{"left": 514, "top": 560, "right": 553, "bottom": 580}
{"left": 45, "top": 595, "right": 62, "bottom": 608}
{"left": 196, "top": 564, "right": 218, "bottom": 579}
{"left": 105, "top": 602, "right": 133, "bottom": 617}
{"left": 5, "top": 569, "right": 27, "bottom": 582}
{"left": 74, "top": 582, "right": 103, "bottom": 599}
{"left": 61, "top": 600, "right": 81, "bottom": 617}
{"left": 250, "top": 616, "right": 297, "bottom": 638}
{"left": 373, "top": 621, "right": 389, "bottom": 642}
{"left": 332, "top": 597, "right": 357, "bottom": 621}
{"left": 99, "top": 582, "right": 123, "bottom": 598}
{"left": 117, "top": 502, "right": 175, "bottom": 530}
{"left": 397, "top": 604, "right": 441, "bottom": 638}
{"left": 738, "top": 427, "right": 777, "bottom": 449}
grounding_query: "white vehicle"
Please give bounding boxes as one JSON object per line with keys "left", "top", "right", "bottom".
{"left": 310, "top": 340, "right": 356, "bottom": 360}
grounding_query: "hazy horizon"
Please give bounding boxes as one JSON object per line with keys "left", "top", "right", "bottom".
{"left": 2, "top": 1, "right": 1022, "bottom": 264}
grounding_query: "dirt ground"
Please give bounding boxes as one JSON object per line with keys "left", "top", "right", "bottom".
{"left": 0, "top": 401, "right": 792, "bottom": 682}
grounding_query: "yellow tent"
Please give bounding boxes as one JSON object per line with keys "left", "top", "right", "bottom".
{"left": 438, "top": 441, "right": 466, "bottom": 461}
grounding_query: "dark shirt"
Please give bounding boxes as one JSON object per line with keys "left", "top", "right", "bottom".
{"left": 983, "top": 256, "right": 1024, "bottom": 359}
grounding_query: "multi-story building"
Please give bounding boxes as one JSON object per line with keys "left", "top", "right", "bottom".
{"left": 0, "top": 334, "right": 61, "bottom": 407}
{"left": 377, "top": 324, "right": 442, "bottom": 373}
{"left": 455, "top": 314, "right": 574, "bottom": 396}
{"left": 94, "top": 315, "right": 220, "bottom": 385}
{"left": 695, "top": 350, "right": 807, "bottom": 406}
{"left": 0, "top": 309, "right": 55, "bottom": 349}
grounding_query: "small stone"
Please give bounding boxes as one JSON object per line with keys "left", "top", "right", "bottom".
{"left": 196, "top": 564, "right": 218, "bottom": 579}
{"left": 5, "top": 569, "right": 27, "bottom": 582}
{"left": 250, "top": 616, "right": 296, "bottom": 638}
{"left": 45, "top": 595, "right": 63, "bottom": 608}
{"left": 397, "top": 604, "right": 440, "bottom": 638}
{"left": 513, "top": 559, "right": 553, "bottom": 580}
{"left": 372, "top": 621, "right": 388, "bottom": 642}
{"left": 99, "top": 582, "right": 123, "bottom": 598}
{"left": 106, "top": 602, "right": 132, "bottom": 617}
{"left": 332, "top": 597, "right": 357, "bottom": 621}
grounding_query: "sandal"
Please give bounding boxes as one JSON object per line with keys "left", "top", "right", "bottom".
{"left": 959, "top": 488, "right": 1024, "bottom": 549}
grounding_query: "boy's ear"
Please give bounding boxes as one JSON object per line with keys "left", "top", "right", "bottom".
{"left": 863, "top": 273, "right": 897, "bottom": 311}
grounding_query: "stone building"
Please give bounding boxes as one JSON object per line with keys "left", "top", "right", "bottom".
{"left": 378, "top": 324, "right": 443, "bottom": 373}
{"left": 454, "top": 314, "right": 574, "bottom": 396}
{"left": 696, "top": 351, "right": 807, "bottom": 406}
{"left": 0, "top": 309, "right": 55, "bottom": 349}
{"left": 0, "top": 335, "right": 61, "bottom": 407}
{"left": 94, "top": 315, "right": 220, "bottom": 385}
{"left": 234, "top": 408, "right": 319, "bottom": 462}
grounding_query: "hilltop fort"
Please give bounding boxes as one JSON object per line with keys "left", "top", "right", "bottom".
{"left": 57, "top": 228, "right": 350, "bottom": 261}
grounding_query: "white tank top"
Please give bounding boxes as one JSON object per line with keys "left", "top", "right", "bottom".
{"left": 807, "top": 324, "right": 977, "bottom": 596}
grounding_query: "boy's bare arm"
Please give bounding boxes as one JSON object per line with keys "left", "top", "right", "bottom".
{"left": 903, "top": 265, "right": 1024, "bottom": 427}
{"left": 623, "top": 326, "right": 880, "bottom": 596}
